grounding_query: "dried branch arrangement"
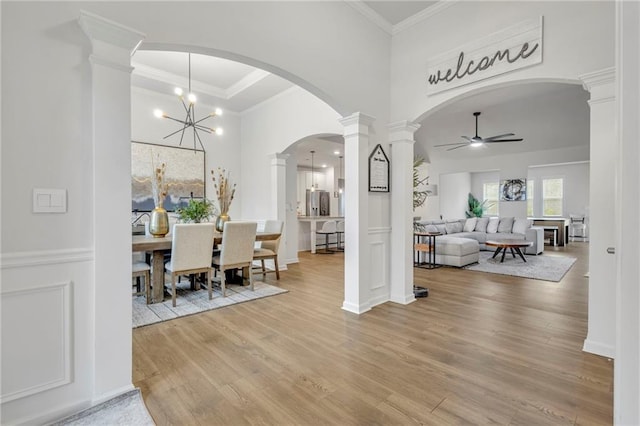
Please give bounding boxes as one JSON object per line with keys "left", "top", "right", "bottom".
{"left": 211, "top": 167, "right": 236, "bottom": 214}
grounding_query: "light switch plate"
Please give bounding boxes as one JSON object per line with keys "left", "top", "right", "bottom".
{"left": 33, "top": 188, "right": 67, "bottom": 213}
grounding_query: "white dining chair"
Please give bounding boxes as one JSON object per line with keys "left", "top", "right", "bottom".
{"left": 132, "top": 253, "right": 151, "bottom": 304}
{"left": 335, "top": 220, "right": 345, "bottom": 252}
{"left": 253, "top": 220, "right": 284, "bottom": 280}
{"left": 212, "top": 221, "right": 258, "bottom": 296}
{"left": 164, "top": 223, "right": 216, "bottom": 307}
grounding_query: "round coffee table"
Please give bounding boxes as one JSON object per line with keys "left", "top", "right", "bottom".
{"left": 485, "top": 239, "right": 533, "bottom": 263}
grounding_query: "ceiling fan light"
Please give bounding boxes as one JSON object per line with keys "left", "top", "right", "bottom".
{"left": 470, "top": 141, "right": 483, "bottom": 148}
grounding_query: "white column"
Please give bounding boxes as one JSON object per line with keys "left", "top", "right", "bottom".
{"left": 388, "top": 121, "right": 420, "bottom": 305}
{"left": 340, "top": 113, "right": 375, "bottom": 314}
{"left": 615, "top": 2, "right": 640, "bottom": 423}
{"left": 79, "top": 11, "right": 145, "bottom": 402}
{"left": 270, "top": 153, "right": 288, "bottom": 270}
{"left": 579, "top": 68, "right": 616, "bottom": 359}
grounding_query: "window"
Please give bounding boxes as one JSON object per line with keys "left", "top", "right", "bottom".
{"left": 543, "top": 178, "right": 563, "bottom": 216}
{"left": 527, "top": 179, "right": 534, "bottom": 216}
{"left": 483, "top": 182, "right": 499, "bottom": 216}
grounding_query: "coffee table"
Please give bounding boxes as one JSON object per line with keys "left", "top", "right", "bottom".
{"left": 485, "top": 239, "right": 533, "bottom": 263}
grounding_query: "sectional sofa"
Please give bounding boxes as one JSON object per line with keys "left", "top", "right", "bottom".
{"left": 416, "top": 217, "right": 545, "bottom": 267}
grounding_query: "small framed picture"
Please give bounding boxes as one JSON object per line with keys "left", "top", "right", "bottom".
{"left": 501, "top": 178, "right": 526, "bottom": 201}
{"left": 368, "top": 144, "right": 390, "bottom": 192}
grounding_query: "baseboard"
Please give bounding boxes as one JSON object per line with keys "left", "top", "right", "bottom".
{"left": 583, "top": 339, "right": 615, "bottom": 359}
{"left": 7, "top": 398, "right": 92, "bottom": 426}
{"left": 342, "top": 300, "right": 371, "bottom": 315}
{"left": 91, "top": 384, "right": 136, "bottom": 406}
{"left": 284, "top": 257, "right": 299, "bottom": 265}
{"left": 389, "top": 293, "right": 416, "bottom": 305}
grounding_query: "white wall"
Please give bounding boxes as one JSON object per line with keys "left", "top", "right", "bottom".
{"left": 439, "top": 172, "right": 470, "bottom": 220}
{"left": 470, "top": 170, "right": 500, "bottom": 216}
{"left": 391, "top": 1, "right": 615, "bottom": 122}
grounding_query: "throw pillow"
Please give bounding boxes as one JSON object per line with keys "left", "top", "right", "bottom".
{"left": 487, "top": 217, "right": 499, "bottom": 233}
{"left": 423, "top": 224, "right": 439, "bottom": 233}
{"left": 463, "top": 217, "right": 477, "bottom": 232}
{"left": 498, "top": 217, "right": 515, "bottom": 233}
{"left": 434, "top": 223, "right": 447, "bottom": 234}
{"left": 445, "top": 221, "right": 463, "bottom": 234}
{"left": 475, "top": 217, "right": 489, "bottom": 233}
{"left": 512, "top": 218, "right": 533, "bottom": 235}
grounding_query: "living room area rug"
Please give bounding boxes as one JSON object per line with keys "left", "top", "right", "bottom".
{"left": 133, "top": 280, "right": 287, "bottom": 328}
{"left": 464, "top": 251, "right": 577, "bottom": 282}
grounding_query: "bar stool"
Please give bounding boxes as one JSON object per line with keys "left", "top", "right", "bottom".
{"left": 316, "top": 220, "right": 337, "bottom": 254}
{"left": 569, "top": 215, "right": 588, "bottom": 241}
{"left": 335, "top": 220, "right": 345, "bottom": 251}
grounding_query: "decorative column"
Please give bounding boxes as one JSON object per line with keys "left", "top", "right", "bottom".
{"left": 614, "top": 1, "right": 640, "bottom": 423}
{"left": 388, "top": 121, "right": 420, "bottom": 304}
{"left": 579, "top": 68, "right": 616, "bottom": 359}
{"left": 79, "top": 11, "right": 145, "bottom": 402}
{"left": 270, "top": 153, "right": 288, "bottom": 270}
{"left": 340, "top": 113, "right": 375, "bottom": 314}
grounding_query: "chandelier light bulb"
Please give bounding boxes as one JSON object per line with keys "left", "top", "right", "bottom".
{"left": 215, "top": 127, "right": 224, "bottom": 136}
{"left": 215, "top": 108, "right": 223, "bottom": 116}
{"left": 187, "top": 93, "right": 197, "bottom": 104}
{"left": 174, "top": 87, "right": 183, "bottom": 96}
{"left": 153, "top": 109, "right": 164, "bottom": 118}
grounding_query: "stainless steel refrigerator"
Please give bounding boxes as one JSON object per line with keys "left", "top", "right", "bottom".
{"left": 306, "top": 189, "right": 330, "bottom": 216}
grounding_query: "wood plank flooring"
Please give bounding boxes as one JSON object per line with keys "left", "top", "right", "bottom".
{"left": 133, "top": 242, "right": 613, "bottom": 425}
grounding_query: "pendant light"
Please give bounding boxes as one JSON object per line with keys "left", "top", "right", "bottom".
{"left": 310, "top": 150, "right": 316, "bottom": 192}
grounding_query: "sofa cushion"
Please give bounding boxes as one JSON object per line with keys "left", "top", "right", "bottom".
{"left": 456, "top": 231, "right": 487, "bottom": 243}
{"left": 498, "top": 217, "right": 515, "bottom": 233}
{"left": 463, "top": 217, "right": 477, "bottom": 232}
{"left": 445, "top": 221, "right": 463, "bottom": 234}
{"left": 437, "top": 236, "right": 479, "bottom": 256}
{"left": 512, "top": 218, "right": 533, "bottom": 235}
{"left": 423, "top": 224, "right": 439, "bottom": 233}
{"left": 487, "top": 217, "right": 499, "bottom": 233}
{"left": 486, "top": 233, "right": 526, "bottom": 242}
{"left": 434, "top": 223, "right": 447, "bottom": 234}
{"left": 475, "top": 217, "right": 489, "bottom": 233}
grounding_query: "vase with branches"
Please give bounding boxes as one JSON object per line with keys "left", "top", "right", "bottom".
{"left": 149, "top": 154, "right": 170, "bottom": 237}
{"left": 211, "top": 167, "right": 236, "bottom": 231}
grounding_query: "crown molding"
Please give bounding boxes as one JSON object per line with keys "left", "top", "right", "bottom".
{"left": 579, "top": 67, "right": 615, "bottom": 91}
{"left": 78, "top": 10, "right": 145, "bottom": 53}
{"left": 392, "top": 0, "right": 459, "bottom": 35}
{"left": 345, "top": 1, "right": 393, "bottom": 35}
{"left": 241, "top": 85, "right": 301, "bottom": 116}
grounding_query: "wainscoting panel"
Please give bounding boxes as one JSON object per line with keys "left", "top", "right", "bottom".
{"left": 1, "top": 282, "right": 72, "bottom": 403}
{"left": 368, "top": 227, "right": 391, "bottom": 307}
{"left": 1, "top": 248, "right": 94, "bottom": 425}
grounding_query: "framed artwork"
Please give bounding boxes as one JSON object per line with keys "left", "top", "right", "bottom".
{"left": 501, "top": 178, "right": 526, "bottom": 201}
{"left": 368, "top": 144, "right": 390, "bottom": 192}
{"left": 131, "top": 141, "right": 205, "bottom": 211}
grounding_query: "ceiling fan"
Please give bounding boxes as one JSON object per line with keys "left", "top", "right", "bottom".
{"left": 434, "top": 112, "right": 523, "bottom": 151}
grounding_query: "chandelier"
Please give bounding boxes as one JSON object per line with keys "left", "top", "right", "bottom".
{"left": 153, "top": 53, "right": 223, "bottom": 152}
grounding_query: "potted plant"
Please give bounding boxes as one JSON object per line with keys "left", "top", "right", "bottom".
{"left": 176, "top": 198, "right": 217, "bottom": 223}
{"left": 465, "top": 193, "right": 492, "bottom": 218}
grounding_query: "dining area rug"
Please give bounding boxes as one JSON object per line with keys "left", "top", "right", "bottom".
{"left": 464, "top": 251, "right": 577, "bottom": 282}
{"left": 133, "top": 280, "right": 287, "bottom": 328}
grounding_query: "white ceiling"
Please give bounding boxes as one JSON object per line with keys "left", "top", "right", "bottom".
{"left": 363, "top": 1, "right": 438, "bottom": 25}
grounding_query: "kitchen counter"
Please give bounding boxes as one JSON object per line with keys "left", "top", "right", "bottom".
{"left": 298, "top": 216, "right": 344, "bottom": 253}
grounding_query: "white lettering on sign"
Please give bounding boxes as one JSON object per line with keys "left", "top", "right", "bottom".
{"left": 426, "top": 17, "right": 543, "bottom": 95}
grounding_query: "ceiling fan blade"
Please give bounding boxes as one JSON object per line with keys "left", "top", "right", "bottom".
{"left": 484, "top": 138, "right": 523, "bottom": 143}
{"left": 447, "top": 144, "right": 469, "bottom": 151}
{"left": 461, "top": 136, "right": 472, "bottom": 141}
{"left": 482, "top": 133, "right": 514, "bottom": 142}
{"left": 434, "top": 142, "right": 468, "bottom": 147}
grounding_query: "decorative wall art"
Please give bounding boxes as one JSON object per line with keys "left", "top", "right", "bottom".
{"left": 501, "top": 178, "right": 527, "bottom": 201}
{"left": 131, "top": 141, "right": 205, "bottom": 211}
{"left": 368, "top": 144, "right": 390, "bottom": 192}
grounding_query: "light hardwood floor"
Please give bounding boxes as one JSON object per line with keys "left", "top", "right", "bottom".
{"left": 133, "top": 242, "right": 613, "bottom": 425}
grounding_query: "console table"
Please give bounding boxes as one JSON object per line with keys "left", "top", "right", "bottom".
{"left": 530, "top": 218, "right": 570, "bottom": 247}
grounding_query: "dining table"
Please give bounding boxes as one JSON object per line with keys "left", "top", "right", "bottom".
{"left": 132, "top": 230, "right": 281, "bottom": 303}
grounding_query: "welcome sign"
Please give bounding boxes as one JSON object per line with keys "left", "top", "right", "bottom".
{"left": 426, "top": 17, "right": 543, "bottom": 95}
